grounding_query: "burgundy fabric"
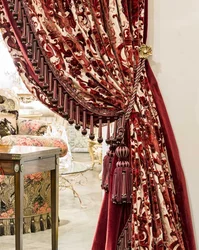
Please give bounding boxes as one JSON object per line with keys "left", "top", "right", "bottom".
{"left": 92, "top": 156, "right": 131, "bottom": 250}
{"left": 146, "top": 61, "right": 196, "bottom": 250}
{"left": 92, "top": 123, "right": 132, "bottom": 250}
{"left": 92, "top": 192, "right": 109, "bottom": 250}
{"left": 92, "top": 61, "right": 197, "bottom": 250}
{"left": 92, "top": 0, "right": 196, "bottom": 247}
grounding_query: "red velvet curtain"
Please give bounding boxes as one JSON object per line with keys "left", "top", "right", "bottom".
{"left": 0, "top": 0, "right": 196, "bottom": 249}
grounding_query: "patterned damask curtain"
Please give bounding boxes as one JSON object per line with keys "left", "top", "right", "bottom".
{"left": 0, "top": 0, "right": 146, "bottom": 120}
{"left": 0, "top": 0, "right": 196, "bottom": 249}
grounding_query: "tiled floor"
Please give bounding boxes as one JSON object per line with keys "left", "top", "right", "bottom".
{"left": 0, "top": 153, "right": 102, "bottom": 250}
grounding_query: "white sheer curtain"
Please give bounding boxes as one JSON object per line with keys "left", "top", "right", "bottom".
{"left": 0, "top": 33, "right": 26, "bottom": 92}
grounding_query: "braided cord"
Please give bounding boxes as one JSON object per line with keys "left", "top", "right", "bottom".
{"left": 124, "top": 58, "right": 146, "bottom": 122}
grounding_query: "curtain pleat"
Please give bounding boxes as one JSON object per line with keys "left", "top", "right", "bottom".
{"left": 146, "top": 61, "right": 196, "bottom": 250}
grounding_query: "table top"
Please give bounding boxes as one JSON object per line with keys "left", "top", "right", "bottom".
{"left": 0, "top": 145, "right": 60, "bottom": 159}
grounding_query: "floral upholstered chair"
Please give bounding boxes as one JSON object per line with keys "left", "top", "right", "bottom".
{"left": 0, "top": 89, "right": 68, "bottom": 236}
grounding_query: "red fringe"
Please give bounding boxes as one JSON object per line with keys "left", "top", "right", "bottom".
{"left": 101, "top": 155, "right": 111, "bottom": 191}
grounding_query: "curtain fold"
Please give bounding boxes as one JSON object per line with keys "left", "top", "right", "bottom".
{"left": 0, "top": 0, "right": 196, "bottom": 249}
{"left": 0, "top": 0, "right": 145, "bottom": 119}
{"left": 146, "top": 61, "right": 196, "bottom": 249}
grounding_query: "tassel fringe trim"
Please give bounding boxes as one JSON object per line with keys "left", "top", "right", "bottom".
{"left": 0, "top": 213, "right": 53, "bottom": 236}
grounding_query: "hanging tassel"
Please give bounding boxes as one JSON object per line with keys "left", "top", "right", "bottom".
{"left": 101, "top": 150, "right": 112, "bottom": 191}
{"left": 58, "top": 86, "right": 63, "bottom": 111}
{"left": 40, "top": 216, "right": 45, "bottom": 231}
{"left": 25, "top": 23, "right": 30, "bottom": 46}
{"left": 31, "top": 40, "right": 37, "bottom": 66}
{"left": 63, "top": 93, "right": 69, "bottom": 118}
{"left": 16, "top": 1, "right": 22, "bottom": 27}
{"left": 10, "top": 219, "right": 15, "bottom": 235}
{"left": 47, "top": 214, "right": 51, "bottom": 229}
{"left": 0, "top": 221, "right": 5, "bottom": 236}
{"left": 31, "top": 218, "right": 36, "bottom": 233}
{"left": 27, "top": 32, "right": 33, "bottom": 50}
{"left": 68, "top": 98, "right": 74, "bottom": 124}
{"left": 47, "top": 72, "right": 53, "bottom": 97}
{"left": 52, "top": 79, "right": 58, "bottom": 104}
{"left": 38, "top": 56, "right": 44, "bottom": 81}
{"left": 97, "top": 116, "right": 103, "bottom": 143}
{"left": 27, "top": 32, "right": 33, "bottom": 59}
{"left": 13, "top": 0, "right": 19, "bottom": 19}
{"left": 89, "top": 114, "right": 95, "bottom": 140}
{"left": 105, "top": 117, "right": 111, "bottom": 144}
{"left": 101, "top": 154, "right": 110, "bottom": 191}
{"left": 113, "top": 116, "right": 118, "bottom": 139}
{"left": 21, "top": 15, "right": 26, "bottom": 43}
{"left": 82, "top": 109, "right": 87, "bottom": 135}
{"left": 43, "top": 64, "right": 49, "bottom": 91}
{"left": 112, "top": 166, "right": 123, "bottom": 202}
{"left": 35, "top": 48, "right": 41, "bottom": 74}
{"left": 75, "top": 104, "right": 80, "bottom": 130}
{"left": 111, "top": 116, "right": 118, "bottom": 147}
{"left": 112, "top": 144, "right": 132, "bottom": 204}
{"left": 101, "top": 143, "right": 116, "bottom": 191}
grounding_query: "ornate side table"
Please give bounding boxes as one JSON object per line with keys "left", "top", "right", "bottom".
{"left": 0, "top": 145, "right": 60, "bottom": 250}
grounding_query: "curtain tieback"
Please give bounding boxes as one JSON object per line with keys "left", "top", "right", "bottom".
{"left": 102, "top": 45, "right": 152, "bottom": 204}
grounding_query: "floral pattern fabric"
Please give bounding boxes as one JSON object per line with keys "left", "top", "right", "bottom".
{"left": 129, "top": 70, "right": 185, "bottom": 249}
{"left": 0, "top": 134, "right": 68, "bottom": 235}
{"left": 18, "top": 119, "right": 48, "bottom": 136}
{"left": 23, "top": 0, "right": 142, "bottom": 114}
{"left": 0, "top": 0, "right": 145, "bottom": 118}
{"left": 0, "top": 171, "right": 51, "bottom": 235}
{"left": 1, "top": 135, "right": 68, "bottom": 157}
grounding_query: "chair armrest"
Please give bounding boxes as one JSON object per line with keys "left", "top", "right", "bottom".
{"left": 18, "top": 119, "right": 48, "bottom": 136}
{"left": 1, "top": 135, "right": 68, "bottom": 157}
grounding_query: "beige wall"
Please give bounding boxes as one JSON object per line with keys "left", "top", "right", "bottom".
{"left": 148, "top": 1, "right": 199, "bottom": 246}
